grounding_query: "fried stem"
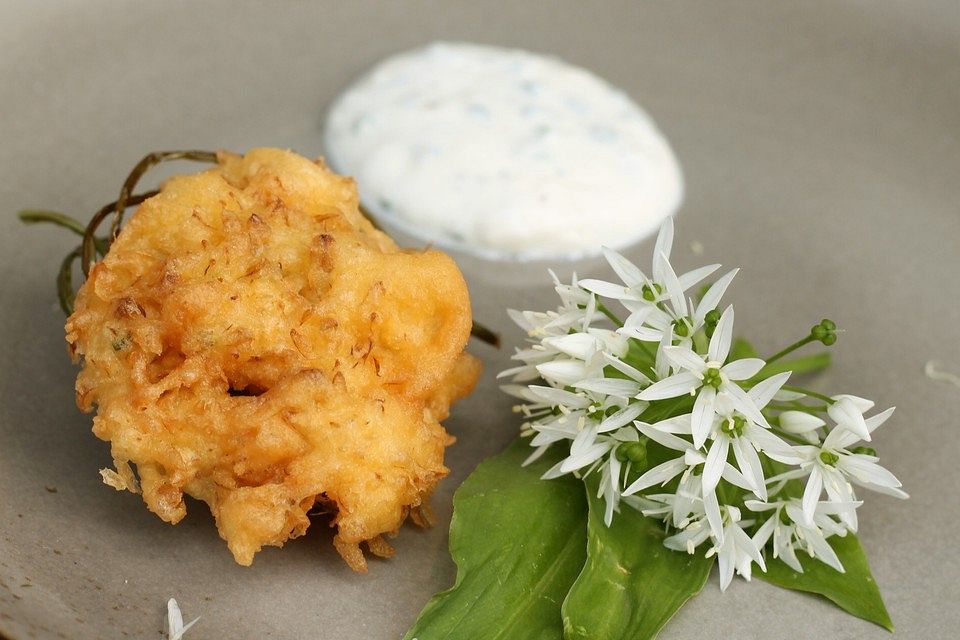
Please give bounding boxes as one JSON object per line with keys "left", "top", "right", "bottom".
{"left": 57, "top": 246, "right": 82, "bottom": 315}
{"left": 81, "top": 190, "right": 161, "bottom": 276}
{"left": 108, "top": 150, "right": 219, "bottom": 239}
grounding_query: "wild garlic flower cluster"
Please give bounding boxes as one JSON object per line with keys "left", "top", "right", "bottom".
{"left": 500, "top": 219, "right": 907, "bottom": 591}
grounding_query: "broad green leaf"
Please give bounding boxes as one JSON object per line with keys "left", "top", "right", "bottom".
{"left": 623, "top": 337, "right": 657, "bottom": 378}
{"left": 562, "top": 477, "right": 714, "bottom": 640}
{"left": 405, "top": 438, "right": 588, "bottom": 640}
{"left": 729, "top": 336, "right": 758, "bottom": 360}
{"left": 758, "top": 533, "right": 893, "bottom": 632}
{"left": 753, "top": 352, "right": 831, "bottom": 381}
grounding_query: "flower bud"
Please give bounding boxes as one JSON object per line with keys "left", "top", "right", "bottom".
{"left": 615, "top": 440, "right": 647, "bottom": 465}
{"left": 779, "top": 411, "right": 826, "bottom": 433}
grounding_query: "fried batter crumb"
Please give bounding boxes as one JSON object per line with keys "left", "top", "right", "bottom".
{"left": 66, "top": 148, "right": 481, "bottom": 571}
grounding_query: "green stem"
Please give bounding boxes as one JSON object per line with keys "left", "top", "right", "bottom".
{"left": 767, "top": 402, "right": 829, "bottom": 413}
{"left": 780, "top": 384, "right": 835, "bottom": 404}
{"left": 18, "top": 210, "right": 87, "bottom": 236}
{"left": 596, "top": 302, "right": 624, "bottom": 328}
{"left": 765, "top": 334, "right": 815, "bottom": 365}
{"left": 769, "top": 427, "right": 812, "bottom": 446}
{"left": 470, "top": 322, "right": 500, "bottom": 347}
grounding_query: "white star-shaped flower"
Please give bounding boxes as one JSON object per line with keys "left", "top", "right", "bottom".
{"left": 638, "top": 305, "right": 767, "bottom": 447}
{"left": 702, "top": 373, "right": 800, "bottom": 502}
{"left": 578, "top": 218, "right": 719, "bottom": 312}
{"left": 623, "top": 415, "right": 753, "bottom": 543}
{"left": 705, "top": 506, "right": 765, "bottom": 591}
{"left": 771, "top": 406, "right": 907, "bottom": 528}
{"left": 748, "top": 498, "right": 856, "bottom": 573}
{"left": 827, "top": 394, "right": 875, "bottom": 442}
{"left": 500, "top": 271, "right": 599, "bottom": 382}
{"left": 617, "top": 267, "right": 738, "bottom": 347}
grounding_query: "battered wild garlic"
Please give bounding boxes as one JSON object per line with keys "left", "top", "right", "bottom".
{"left": 407, "top": 218, "right": 904, "bottom": 640}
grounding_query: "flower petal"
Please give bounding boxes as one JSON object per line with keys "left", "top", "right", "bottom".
{"left": 803, "top": 526, "right": 845, "bottom": 573}
{"left": 602, "top": 246, "right": 647, "bottom": 288}
{"left": 540, "top": 459, "right": 566, "bottom": 479}
{"left": 704, "top": 489, "right": 723, "bottom": 543}
{"left": 528, "top": 385, "right": 591, "bottom": 408}
{"left": 560, "top": 442, "right": 611, "bottom": 473}
{"left": 746, "top": 425, "right": 803, "bottom": 465}
{"left": 602, "top": 353, "right": 652, "bottom": 385}
{"left": 752, "top": 513, "right": 777, "bottom": 549}
{"left": 637, "top": 371, "right": 700, "bottom": 401}
{"left": 779, "top": 411, "right": 826, "bottom": 434}
{"left": 570, "top": 423, "right": 600, "bottom": 455}
{"left": 721, "top": 464, "right": 754, "bottom": 492}
{"left": 837, "top": 455, "right": 903, "bottom": 489}
{"left": 523, "top": 444, "right": 552, "bottom": 466}
{"left": 636, "top": 421, "right": 692, "bottom": 452}
{"left": 747, "top": 371, "right": 791, "bottom": 408}
{"left": 652, "top": 218, "right": 674, "bottom": 282}
{"left": 623, "top": 304, "right": 654, "bottom": 329}
{"left": 654, "top": 326, "right": 673, "bottom": 379}
{"left": 677, "top": 263, "right": 721, "bottom": 291}
{"left": 574, "top": 378, "right": 641, "bottom": 397}
{"left": 773, "top": 389, "right": 806, "bottom": 402}
{"left": 827, "top": 396, "right": 871, "bottom": 442}
{"left": 862, "top": 406, "right": 895, "bottom": 437}
{"left": 732, "top": 437, "right": 766, "bottom": 500}
{"left": 708, "top": 305, "right": 735, "bottom": 363}
{"left": 691, "top": 386, "right": 717, "bottom": 449}
{"left": 717, "top": 537, "right": 735, "bottom": 591}
{"left": 802, "top": 466, "right": 823, "bottom": 525}
{"left": 657, "top": 252, "right": 688, "bottom": 317}
{"left": 542, "top": 333, "right": 601, "bottom": 360}
{"left": 653, "top": 414, "right": 693, "bottom": 434}
{"left": 693, "top": 268, "right": 739, "bottom": 324}
{"left": 618, "top": 325, "right": 665, "bottom": 342}
{"left": 663, "top": 345, "right": 707, "bottom": 374}
{"left": 833, "top": 394, "right": 874, "bottom": 413}
{"left": 597, "top": 402, "right": 646, "bottom": 433}
{"left": 732, "top": 521, "right": 765, "bottom": 568}
{"left": 537, "top": 360, "right": 587, "bottom": 385}
{"left": 623, "top": 457, "right": 687, "bottom": 495}
{"left": 579, "top": 278, "right": 640, "bottom": 301}
{"left": 722, "top": 358, "right": 766, "bottom": 381}
{"left": 702, "top": 437, "right": 729, "bottom": 494}
{"left": 850, "top": 480, "right": 909, "bottom": 499}
{"left": 723, "top": 382, "right": 770, "bottom": 428}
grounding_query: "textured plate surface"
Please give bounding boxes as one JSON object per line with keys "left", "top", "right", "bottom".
{"left": 1, "top": 2, "right": 958, "bottom": 638}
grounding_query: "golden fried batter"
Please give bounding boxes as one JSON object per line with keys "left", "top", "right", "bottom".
{"left": 65, "top": 148, "right": 481, "bottom": 571}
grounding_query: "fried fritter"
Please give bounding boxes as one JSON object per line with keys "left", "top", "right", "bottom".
{"left": 65, "top": 148, "right": 481, "bottom": 571}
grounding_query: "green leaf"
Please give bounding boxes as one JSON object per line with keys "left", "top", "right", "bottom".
{"left": 758, "top": 533, "right": 893, "bottom": 632}
{"left": 753, "top": 352, "right": 831, "bottom": 381}
{"left": 729, "top": 337, "right": 758, "bottom": 360}
{"left": 561, "top": 477, "right": 714, "bottom": 640}
{"left": 405, "top": 438, "right": 588, "bottom": 640}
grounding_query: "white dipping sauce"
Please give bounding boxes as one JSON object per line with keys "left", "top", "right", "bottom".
{"left": 324, "top": 42, "right": 683, "bottom": 260}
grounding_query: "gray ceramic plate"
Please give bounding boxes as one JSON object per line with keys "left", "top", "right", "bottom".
{"left": 2, "top": 2, "right": 958, "bottom": 638}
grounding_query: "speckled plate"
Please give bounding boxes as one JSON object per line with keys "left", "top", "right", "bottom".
{"left": 1, "top": 2, "right": 958, "bottom": 638}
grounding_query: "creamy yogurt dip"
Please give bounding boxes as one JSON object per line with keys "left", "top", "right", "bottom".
{"left": 324, "top": 42, "right": 683, "bottom": 260}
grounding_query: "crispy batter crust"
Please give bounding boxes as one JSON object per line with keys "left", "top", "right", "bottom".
{"left": 66, "top": 148, "right": 480, "bottom": 571}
